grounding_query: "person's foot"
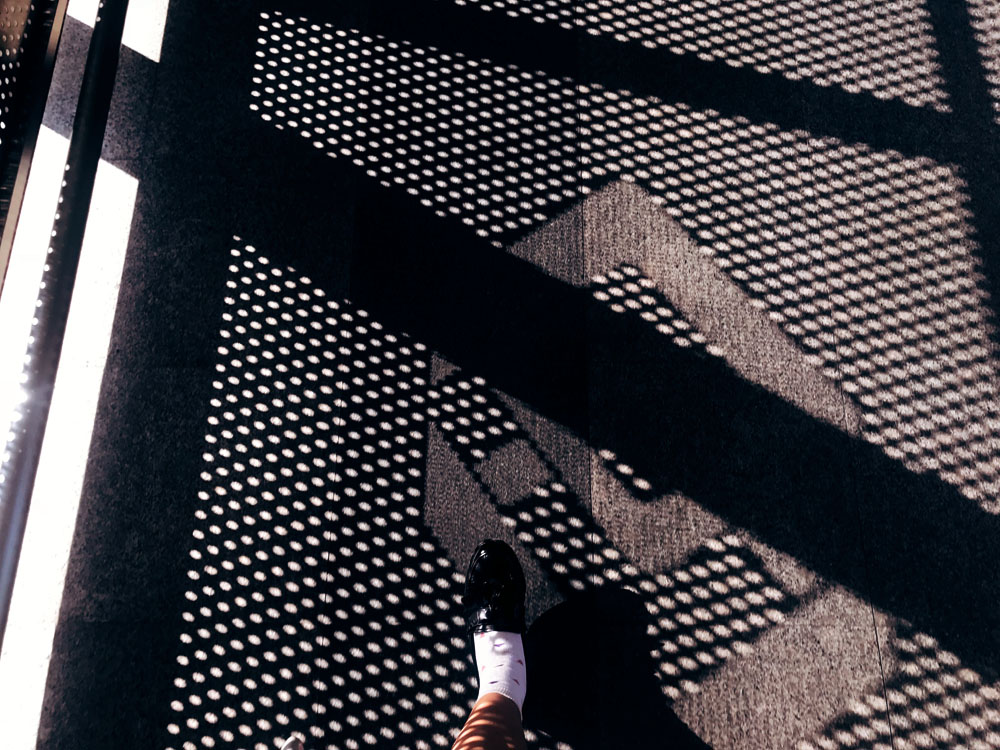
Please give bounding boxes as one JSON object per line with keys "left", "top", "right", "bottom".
{"left": 463, "top": 539, "right": 526, "bottom": 635}
{"left": 463, "top": 540, "right": 528, "bottom": 714}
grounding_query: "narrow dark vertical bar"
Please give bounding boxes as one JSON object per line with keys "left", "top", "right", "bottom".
{"left": 922, "top": 0, "right": 1000, "bottom": 348}
{"left": 0, "top": 0, "right": 130, "bottom": 649}
{"left": 0, "top": 0, "right": 68, "bottom": 294}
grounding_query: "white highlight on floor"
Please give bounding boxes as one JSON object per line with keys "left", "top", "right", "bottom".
{"left": 0, "top": 153, "right": 138, "bottom": 750}
{"left": 68, "top": 0, "right": 169, "bottom": 62}
{"left": 0, "top": 126, "right": 72, "bottom": 465}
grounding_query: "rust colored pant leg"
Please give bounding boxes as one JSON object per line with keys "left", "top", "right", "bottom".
{"left": 452, "top": 693, "right": 527, "bottom": 750}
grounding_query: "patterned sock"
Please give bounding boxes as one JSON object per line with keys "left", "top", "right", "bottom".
{"left": 473, "top": 630, "right": 527, "bottom": 714}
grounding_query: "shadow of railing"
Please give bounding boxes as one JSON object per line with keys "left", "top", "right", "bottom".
{"left": 347, "top": 179, "right": 1000, "bottom": 681}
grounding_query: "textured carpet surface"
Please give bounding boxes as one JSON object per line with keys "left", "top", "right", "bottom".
{"left": 30, "top": 1, "right": 1000, "bottom": 749}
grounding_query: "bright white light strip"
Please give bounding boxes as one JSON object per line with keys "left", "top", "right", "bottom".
{"left": 0, "top": 126, "right": 72, "bottom": 467}
{"left": 0, "top": 151, "right": 138, "bottom": 750}
{"left": 68, "top": 0, "right": 169, "bottom": 62}
{"left": 0, "top": 0, "right": 163, "bottom": 741}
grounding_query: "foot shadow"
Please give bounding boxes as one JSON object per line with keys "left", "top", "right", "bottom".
{"left": 523, "top": 587, "right": 711, "bottom": 749}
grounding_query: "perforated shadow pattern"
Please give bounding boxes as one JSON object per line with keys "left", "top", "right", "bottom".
{"left": 0, "top": 2, "right": 35, "bottom": 146}
{"left": 251, "top": 13, "right": 1000, "bottom": 512}
{"left": 798, "top": 623, "right": 1000, "bottom": 750}
{"left": 591, "top": 263, "right": 721, "bottom": 356}
{"left": 968, "top": 0, "right": 1000, "bottom": 127}
{"left": 503, "top": 485, "right": 796, "bottom": 700}
{"left": 163, "top": 235, "right": 1000, "bottom": 750}
{"left": 166, "top": 244, "right": 479, "bottom": 750}
{"left": 0, "top": 0, "right": 52, "bottom": 489}
{"left": 165, "top": 242, "right": 802, "bottom": 749}
{"left": 448, "top": 0, "right": 950, "bottom": 111}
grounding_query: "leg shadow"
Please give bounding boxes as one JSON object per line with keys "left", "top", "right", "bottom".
{"left": 523, "top": 588, "right": 711, "bottom": 750}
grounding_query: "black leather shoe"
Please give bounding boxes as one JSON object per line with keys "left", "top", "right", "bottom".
{"left": 463, "top": 539, "right": 526, "bottom": 635}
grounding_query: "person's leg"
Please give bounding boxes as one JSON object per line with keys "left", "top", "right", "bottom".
{"left": 453, "top": 540, "right": 529, "bottom": 750}
{"left": 453, "top": 692, "right": 527, "bottom": 750}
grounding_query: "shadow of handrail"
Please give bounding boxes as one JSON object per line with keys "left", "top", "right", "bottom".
{"left": 344, "top": 179, "right": 1000, "bottom": 679}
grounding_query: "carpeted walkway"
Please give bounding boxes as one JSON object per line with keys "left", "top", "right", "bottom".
{"left": 18, "top": 1, "right": 1000, "bottom": 748}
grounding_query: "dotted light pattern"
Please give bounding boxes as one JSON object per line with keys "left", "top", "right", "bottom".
{"left": 0, "top": 2, "right": 33, "bottom": 148}
{"left": 165, "top": 241, "right": 815, "bottom": 748}
{"left": 0, "top": 1, "right": 43, "bottom": 486}
{"left": 591, "top": 263, "right": 721, "bottom": 357}
{"left": 502, "top": 483, "right": 794, "bottom": 700}
{"left": 968, "top": 0, "right": 1000, "bottom": 127}
{"left": 165, "top": 243, "right": 482, "bottom": 750}
{"left": 426, "top": 375, "right": 525, "bottom": 466}
{"left": 798, "top": 623, "right": 1000, "bottom": 750}
{"left": 251, "top": 14, "right": 1000, "bottom": 512}
{"left": 163, "top": 238, "right": 1000, "bottom": 750}
{"left": 449, "top": 0, "right": 950, "bottom": 111}
{"left": 425, "top": 374, "right": 796, "bottom": 701}
{"left": 252, "top": 13, "right": 590, "bottom": 240}
{"left": 0, "top": 0, "right": 59, "bottom": 496}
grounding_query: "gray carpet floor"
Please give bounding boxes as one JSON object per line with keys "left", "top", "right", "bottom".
{"left": 27, "top": 1, "right": 1000, "bottom": 748}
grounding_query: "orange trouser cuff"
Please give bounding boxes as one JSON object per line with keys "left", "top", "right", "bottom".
{"left": 452, "top": 692, "right": 527, "bottom": 750}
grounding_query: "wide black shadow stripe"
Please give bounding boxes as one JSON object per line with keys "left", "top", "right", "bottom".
{"left": 346, "top": 178, "right": 1000, "bottom": 677}
{"left": 266, "top": 0, "right": 961, "bottom": 162}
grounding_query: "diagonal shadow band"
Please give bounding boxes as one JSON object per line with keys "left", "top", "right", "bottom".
{"left": 342, "top": 178, "right": 1000, "bottom": 679}
{"left": 263, "top": 0, "right": 964, "bottom": 163}
{"left": 219, "top": 65, "right": 1000, "bottom": 678}
{"left": 925, "top": 0, "right": 999, "bottom": 146}
{"left": 215, "top": 0, "right": 1000, "bottom": 677}
{"left": 235, "top": 0, "right": 1000, "bottom": 372}
{"left": 254, "top": 0, "right": 1000, "bottom": 369}
{"left": 923, "top": 0, "right": 1000, "bottom": 408}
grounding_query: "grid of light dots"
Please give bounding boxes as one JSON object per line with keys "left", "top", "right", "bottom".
{"left": 968, "top": 0, "right": 1000, "bottom": 127}
{"left": 448, "top": 0, "right": 949, "bottom": 111}
{"left": 591, "top": 263, "right": 723, "bottom": 357}
{"left": 798, "top": 623, "right": 1000, "bottom": 750}
{"left": 159, "top": 240, "right": 1000, "bottom": 750}
{"left": 0, "top": 2, "right": 40, "bottom": 487}
{"left": 165, "top": 242, "right": 487, "bottom": 750}
{"left": 251, "top": 13, "right": 1000, "bottom": 512}
{"left": 499, "top": 481, "right": 795, "bottom": 700}
{"left": 422, "top": 371, "right": 797, "bottom": 701}
{"left": 0, "top": 2, "right": 33, "bottom": 147}
{"left": 446, "top": 363, "right": 1000, "bottom": 748}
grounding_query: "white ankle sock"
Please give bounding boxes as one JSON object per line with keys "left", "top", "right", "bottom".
{"left": 473, "top": 630, "right": 527, "bottom": 714}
